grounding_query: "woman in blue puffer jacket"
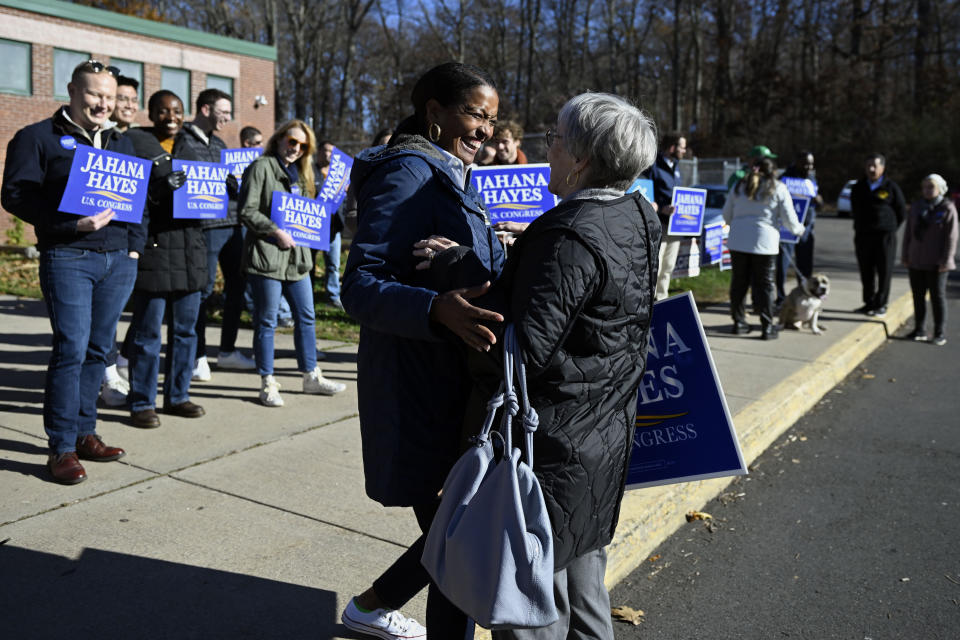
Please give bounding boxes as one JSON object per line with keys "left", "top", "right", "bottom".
{"left": 339, "top": 62, "right": 506, "bottom": 640}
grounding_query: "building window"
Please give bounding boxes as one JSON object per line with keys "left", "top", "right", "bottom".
{"left": 0, "top": 39, "right": 31, "bottom": 96}
{"left": 110, "top": 58, "right": 143, "bottom": 106}
{"left": 161, "top": 67, "right": 191, "bottom": 113}
{"left": 54, "top": 48, "right": 90, "bottom": 100}
{"left": 206, "top": 74, "right": 234, "bottom": 98}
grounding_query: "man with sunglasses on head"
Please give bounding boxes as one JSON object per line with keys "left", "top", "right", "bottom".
{"left": 2, "top": 60, "right": 145, "bottom": 484}
{"left": 176, "top": 89, "right": 257, "bottom": 381}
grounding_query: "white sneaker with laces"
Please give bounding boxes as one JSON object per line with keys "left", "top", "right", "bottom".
{"left": 217, "top": 350, "right": 256, "bottom": 370}
{"left": 259, "top": 375, "right": 284, "bottom": 407}
{"left": 302, "top": 367, "right": 346, "bottom": 396}
{"left": 341, "top": 598, "right": 426, "bottom": 640}
{"left": 99, "top": 376, "right": 128, "bottom": 407}
{"left": 192, "top": 356, "right": 212, "bottom": 381}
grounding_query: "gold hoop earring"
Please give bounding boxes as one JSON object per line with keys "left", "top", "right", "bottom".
{"left": 565, "top": 169, "right": 580, "bottom": 187}
{"left": 428, "top": 123, "right": 442, "bottom": 142}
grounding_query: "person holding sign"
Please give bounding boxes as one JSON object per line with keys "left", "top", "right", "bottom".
{"left": 1, "top": 60, "right": 145, "bottom": 484}
{"left": 339, "top": 62, "right": 505, "bottom": 640}
{"left": 416, "top": 92, "right": 660, "bottom": 640}
{"left": 238, "top": 120, "right": 346, "bottom": 407}
{"left": 643, "top": 131, "right": 688, "bottom": 300}
{"left": 723, "top": 157, "right": 805, "bottom": 340}
{"left": 124, "top": 90, "right": 209, "bottom": 428}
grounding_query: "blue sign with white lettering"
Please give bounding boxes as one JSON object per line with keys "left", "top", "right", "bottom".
{"left": 57, "top": 145, "right": 151, "bottom": 223}
{"left": 220, "top": 147, "right": 262, "bottom": 185}
{"left": 702, "top": 222, "right": 724, "bottom": 264}
{"left": 667, "top": 187, "right": 707, "bottom": 236}
{"left": 627, "top": 177, "right": 654, "bottom": 203}
{"left": 317, "top": 146, "right": 353, "bottom": 213}
{"left": 627, "top": 292, "right": 746, "bottom": 489}
{"left": 270, "top": 190, "right": 330, "bottom": 250}
{"left": 779, "top": 196, "right": 810, "bottom": 244}
{"left": 472, "top": 164, "right": 558, "bottom": 224}
{"left": 781, "top": 176, "right": 818, "bottom": 199}
{"left": 173, "top": 159, "right": 229, "bottom": 219}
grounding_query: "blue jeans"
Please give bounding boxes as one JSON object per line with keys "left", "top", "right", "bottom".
{"left": 248, "top": 274, "right": 316, "bottom": 376}
{"left": 196, "top": 225, "right": 246, "bottom": 357}
{"left": 128, "top": 290, "right": 202, "bottom": 412}
{"left": 39, "top": 247, "right": 137, "bottom": 454}
{"left": 322, "top": 231, "right": 342, "bottom": 302}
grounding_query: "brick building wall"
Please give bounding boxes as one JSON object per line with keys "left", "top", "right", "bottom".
{"left": 0, "top": 0, "right": 276, "bottom": 244}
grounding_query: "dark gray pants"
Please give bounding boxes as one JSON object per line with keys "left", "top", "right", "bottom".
{"left": 491, "top": 548, "right": 614, "bottom": 640}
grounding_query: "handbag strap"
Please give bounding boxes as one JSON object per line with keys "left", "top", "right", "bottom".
{"left": 504, "top": 324, "right": 539, "bottom": 468}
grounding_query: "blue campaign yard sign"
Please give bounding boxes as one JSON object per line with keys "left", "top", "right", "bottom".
{"left": 318, "top": 146, "right": 353, "bottom": 212}
{"left": 472, "top": 164, "right": 558, "bottom": 224}
{"left": 702, "top": 222, "right": 724, "bottom": 264}
{"left": 58, "top": 145, "right": 151, "bottom": 223}
{"left": 173, "top": 159, "right": 229, "bottom": 219}
{"left": 780, "top": 196, "right": 810, "bottom": 244}
{"left": 667, "top": 187, "right": 707, "bottom": 236}
{"left": 627, "top": 177, "right": 654, "bottom": 203}
{"left": 270, "top": 190, "right": 330, "bottom": 250}
{"left": 627, "top": 292, "right": 746, "bottom": 489}
{"left": 781, "top": 176, "right": 818, "bottom": 199}
{"left": 221, "top": 147, "right": 262, "bottom": 184}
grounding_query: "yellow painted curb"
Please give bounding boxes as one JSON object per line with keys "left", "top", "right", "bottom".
{"left": 603, "top": 289, "right": 913, "bottom": 589}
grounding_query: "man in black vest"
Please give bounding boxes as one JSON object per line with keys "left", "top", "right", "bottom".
{"left": 2, "top": 60, "right": 145, "bottom": 484}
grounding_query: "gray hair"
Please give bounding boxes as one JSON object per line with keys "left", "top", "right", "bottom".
{"left": 556, "top": 93, "right": 657, "bottom": 190}
{"left": 924, "top": 173, "right": 949, "bottom": 197}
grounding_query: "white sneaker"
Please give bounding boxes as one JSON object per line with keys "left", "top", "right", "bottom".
{"left": 259, "top": 375, "right": 284, "bottom": 407}
{"left": 217, "top": 350, "right": 256, "bottom": 370}
{"left": 341, "top": 598, "right": 426, "bottom": 640}
{"left": 302, "top": 367, "right": 346, "bottom": 396}
{"left": 192, "top": 356, "right": 212, "bottom": 381}
{"left": 99, "top": 377, "right": 128, "bottom": 407}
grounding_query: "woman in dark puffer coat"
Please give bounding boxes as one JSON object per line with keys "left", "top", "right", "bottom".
{"left": 417, "top": 92, "right": 660, "bottom": 640}
{"left": 125, "top": 91, "right": 208, "bottom": 428}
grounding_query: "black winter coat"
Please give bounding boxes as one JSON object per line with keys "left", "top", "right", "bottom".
{"left": 851, "top": 175, "right": 906, "bottom": 234}
{"left": 468, "top": 191, "right": 660, "bottom": 569}
{"left": 126, "top": 128, "right": 207, "bottom": 293}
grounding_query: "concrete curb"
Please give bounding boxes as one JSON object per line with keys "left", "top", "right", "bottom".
{"left": 603, "top": 289, "right": 913, "bottom": 588}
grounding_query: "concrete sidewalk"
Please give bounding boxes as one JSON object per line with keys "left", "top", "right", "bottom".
{"left": 0, "top": 219, "right": 914, "bottom": 639}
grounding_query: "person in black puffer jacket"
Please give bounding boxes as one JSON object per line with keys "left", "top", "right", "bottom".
{"left": 125, "top": 90, "right": 208, "bottom": 428}
{"left": 417, "top": 92, "right": 660, "bottom": 640}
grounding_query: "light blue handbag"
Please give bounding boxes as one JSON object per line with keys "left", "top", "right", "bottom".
{"left": 421, "top": 324, "right": 558, "bottom": 630}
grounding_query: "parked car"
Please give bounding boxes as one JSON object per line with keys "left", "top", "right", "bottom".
{"left": 693, "top": 183, "right": 728, "bottom": 227}
{"left": 836, "top": 179, "right": 857, "bottom": 217}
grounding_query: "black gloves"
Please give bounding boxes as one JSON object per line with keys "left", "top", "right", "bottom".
{"left": 166, "top": 170, "right": 187, "bottom": 191}
{"left": 225, "top": 173, "right": 239, "bottom": 198}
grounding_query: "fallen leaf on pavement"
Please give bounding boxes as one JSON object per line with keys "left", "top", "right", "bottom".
{"left": 647, "top": 554, "right": 661, "bottom": 562}
{"left": 686, "top": 511, "right": 713, "bottom": 522}
{"left": 611, "top": 606, "right": 645, "bottom": 625}
{"left": 862, "top": 374, "right": 876, "bottom": 379}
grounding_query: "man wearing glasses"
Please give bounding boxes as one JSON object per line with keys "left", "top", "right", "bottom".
{"left": 110, "top": 75, "right": 140, "bottom": 134}
{"left": 1, "top": 60, "right": 145, "bottom": 484}
{"left": 176, "top": 89, "right": 257, "bottom": 381}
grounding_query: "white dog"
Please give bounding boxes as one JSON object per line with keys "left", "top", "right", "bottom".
{"left": 779, "top": 273, "right": 830, "bottom": 335}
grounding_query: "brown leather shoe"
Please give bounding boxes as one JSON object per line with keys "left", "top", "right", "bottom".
{"left": 48, "top": 452, "right": 87, "bottom": 485}
{"left": 162, "top": 401, "right": 205, "bottom": 418}
{"left": 131, "top": 408, "right": 161, "bottom": 429}
{"left": 76, "top": 434, "right": 125, "bottom": 461}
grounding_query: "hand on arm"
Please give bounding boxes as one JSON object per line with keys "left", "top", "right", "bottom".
{"left": 430, "top": 281, "right": 504, "bottom": 352}
{"left": 413, "top": 235, "right": 459, "bottom": 270}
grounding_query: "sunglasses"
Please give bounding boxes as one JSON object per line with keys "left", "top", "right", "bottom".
{"left": 286, "top": 137, "right": 307, "bottom": 151}
{"left": 79, "top": 60, "right": 120, "bottom": 78}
